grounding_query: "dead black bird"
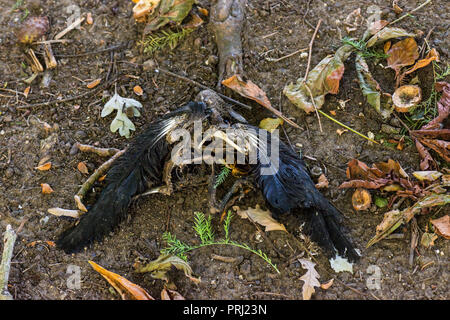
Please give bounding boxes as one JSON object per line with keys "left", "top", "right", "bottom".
{"left": 56, "top": 101, "right": 209, "bottom": 253}
{"left": 205, "top": 122, "right": 360, "bottom": 262}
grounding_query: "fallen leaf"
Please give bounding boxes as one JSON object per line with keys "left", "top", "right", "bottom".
{"left": 336, "top": 128, "right": 348, "bottom": 136}
{"left": 35, "top": 162, "right": 52, "bottom": 171}
{"left": 421, "top": 232, "right": 438, "bottom": 248}
{"left": 299, "top": 259, "right": 320, "bottom": 300}
{"left": 133, "top": 85, "right": 143, "bottom": 96}
{"left": 87, "top": 78, "right": 101, "bottom": 89}
{"left": 24, "top": 86, "right": 30, "bottom": 98}
{"left": 284, "top": 45, "right": 354, "bottom": 114}
{"left": 387, "top": 38, "right": 419, "bottom": 79}
{"left": 320, "top": 278, "right": 334, "bottom": 290}
{"left": 352, "top": 188, "right": 372, "bottom": 211}
{"left": 234, "top": 205, "right": 287, "bottom": 232}
{"left": 430, "top": 215, "right": 450, "bottom": 239}
{"left": 259, "top": 117, "right": 283, "bottom": 133}
{"left": 77, "top": 162, "right": 89, "bottom": 174}
{"left": 135, "top": 254, "right": 200, "bottom": 283}
{"left": 384, "top": 41, "right": 392, "bottom": 53}
{"left": 315, "top": 174, "right": 329, "bottom": 189}
{"left": 41, "top": 183, "right": 53, "bottom": 194}
{"left": 89, "top": 261, "right": 154, "bottom": 300}
{"left": 366, "top": 27, "right": 415, "bottom": 48}
{"left": 412, "top": 171, "right": 443, "bottom": 182}
{"left": 86, "top": 12, "right": 93, "bottom": 25}
{"left": 404, "top": 48, "right": 439, "bottom": 75}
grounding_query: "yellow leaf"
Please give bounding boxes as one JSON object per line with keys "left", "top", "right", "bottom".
{"left": 89, "top": 261, "right": 154, "bottom": 300}
{"left": 259, "top": 117, "right": 283, "bottom": 132}
{"left": 234, "top": 205, "right": 287, "bottom": 232}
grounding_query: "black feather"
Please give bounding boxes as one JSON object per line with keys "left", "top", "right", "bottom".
{"left": 56, "top": 102, "right": 207, "bottom": 253}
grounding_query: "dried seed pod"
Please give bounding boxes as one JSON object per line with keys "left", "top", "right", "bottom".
{"left": 392, "top": 85, "right": 422, "bottom": 112}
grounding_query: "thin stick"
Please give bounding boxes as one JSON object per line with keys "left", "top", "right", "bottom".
{"left": 318, "top": 110, "right": 379, "bottom": 144}
{"left": 389, "top": 0, "right": 432, "bottom": 26}
{"left": 0, "top": 225, "right": 17, "bottom": 300}
{"left": 303, "top": 19, "right": 322, "bottom": 82}
{"left": 54, "top": 17, "right": 85, "bottom": 40}
{"left": 76, "top": 149, "right": 126, "bottom": 201}
{"left": 304, "top": 84, "right": 323, "bottom": 132}
{"left": 154, "top": 67, "right": 252, "bottom": 111}
{"left": 74, "top": 143, "right": 121, "bottom": 157}
{"left": 265, "top": 47, "right": 308, "bottom": 62}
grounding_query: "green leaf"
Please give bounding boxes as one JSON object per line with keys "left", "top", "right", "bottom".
{"left": 374, "top": 196, "right": 388, "bottom": 208}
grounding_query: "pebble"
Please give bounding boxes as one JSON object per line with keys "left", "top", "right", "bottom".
{"left": 74, "top": 130, "right": 87, "bottom": 139}
{"left": 381, "top": 124, "right": 399, "bottom": 135}
{"left": 142, "top": 59, "right": 156, "bottom": 72}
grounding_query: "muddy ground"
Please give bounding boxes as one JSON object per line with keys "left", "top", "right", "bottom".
{"left": 0, "top": 0, "right": 448, "bottom": 300}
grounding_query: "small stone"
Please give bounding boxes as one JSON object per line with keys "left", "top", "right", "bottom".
{"left": 142, "top": 59, "right": 156, "bottom": 72}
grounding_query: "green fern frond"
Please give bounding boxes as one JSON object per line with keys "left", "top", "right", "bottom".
{"left": 214, "top": 166, "right": 231, "bottom": 188}
{"left": 139, "top": 28, "right": 193, "bottom": 54}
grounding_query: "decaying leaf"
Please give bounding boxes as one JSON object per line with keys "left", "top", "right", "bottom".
{"left": 35, "top": 162, "right": 52, "bottom": 171}
{"left": 259, "top": 117, "right": 283, "bottom": 133}
{"left": 315, "top": 174, "right": 329, "bottom": 189}
{"left": 133, "top": 85, "right": 144, "bottom": 96}
{"left": 366, "top": 26, "right": 415, "bottom": 48}
{"left": 421, "top": 232, "right": 438, "bottom": 248}
{"left": 352, "top": 188, "right": 372, "bottom": 211}
{"left": 386, "top": 38, "right": 419, "bottom": 78}
{"left": 41, "top": 183, "right": 54, "bottom": 194}
{"left": 404, "top": 48, "right": 440, "bottom": 75}
{"left": 284, "top": 45, "right": 354, "bottom": 113}
{"left": 430, "top": 215, "right": 450, "bottom": 239}
{"left": 89, "top": 261, "right": 154, "bottom": 300}
{"left": 222, "top": 75, "right": 272, "bottom": 109}
{"left": 368, "top": 193, "right": 450, "bottom": 247}
{"left": 101, "top": 92, "right": 142, "bottom": 138}
{"left": 47, "top": 207, "right": 82, "bottom": 218}
{"left": 234, "top": 205, "right": 287, "bottom": 232}
{"left": 134, "top": 254, "right": 200, "bottom": 283}
{"left": 320, "top": 278, "right": 334, "bottom": 290}
{"left": 355, "top": 54, "right": 393, "bottom": 118}
{"left": 74, "top": 195, "right": 88, "bottom": 212}
{"left": 298, "top": 259, "right": 320, "bottom": 300}
{"left": 412, "top": 171, "right": 443, "bottom": 182}
{"left": 77, "top": 162, "right": 89, "bottom": 174}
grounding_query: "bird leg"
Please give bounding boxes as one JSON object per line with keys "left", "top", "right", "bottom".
{"left": 216, "top": 176, "right": 254, "bottom": 221}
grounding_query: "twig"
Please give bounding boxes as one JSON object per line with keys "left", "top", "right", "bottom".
{"left": 154, "top": 67, "right": 252, "bottom": 111}
{"left": 0, "top": 225, "right": 17, "bottom": 300}
{"left": 318, "top": 110, "right": 379, "bottom": 144}
{"left": 74, "top": 143, "right": 121, "bottom": 157}
{"left": 389, "top": 0, "right": 432, "bottom": 26}
{"left": 76, "top": 148, "right": 126, "bottom": 201}
{"left": 265, "top": 47, "right": 308, "bottom": 62}
{"left": 303, "top": 19, "right": 322, "bottom": 82}
{"left": 304, "top": 84, "right": 323, "bottom": 132}
{"left": 54, "top": 17, "right": 85, "bottom": 40}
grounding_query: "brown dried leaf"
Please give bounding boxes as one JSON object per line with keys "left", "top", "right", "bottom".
{"left": 133, "top": 85, "right": 143, "bottom": 96}
{"left": 24, "top": 86, "right": 31, "bottom": 98}
{"left": 315, "top": 174, "right": 329, "bottom": 189}
{"left": 320, "top": 278, "right": 334, "bottom": 290}
{"left": 41, "top": 183, "right": 54, "bottom": 194}
{"left": 404, "top": 48, "right": 440, "bottom": 75}
{"left": 373, "top": 159, "right": 409, "bottom": 178}
{"left": 86, "top": 12, "right": 93, "bottom": 25}
{"left": 222, "top": 74, "right": 272, "bottom": 109}
{"left": 89, "top": 261, "right": 155, "bottom": 300}
{"left": 161, "top": 288, "right": 185, "bottom": 300}
{"left": 339, "top": 179, "right": 389, "bottom": 189}
{"left": 299, "top": 259, "right": 320, "bottom": 300}
{"left": 35, "top": 162, "right": 52, "bottom": 171}
{"left": 387, "top": 38, "right": 419, "bottom": 77}
{"left": 234, "top": 205, "right": 287, "bottom": 232}
{"left": 77, "top": 162, "right": 89, "bottom": 174}
{"left": 430, "top": 215, "right": 450, "bottom": 239}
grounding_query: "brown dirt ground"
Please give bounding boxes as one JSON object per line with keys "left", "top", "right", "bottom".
{"left": 0, "top": 0, "right": 448, "bottom": 300}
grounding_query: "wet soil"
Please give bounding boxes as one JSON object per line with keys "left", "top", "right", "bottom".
{"left": 0, "top": 0, "right": 448, "bottom": 300}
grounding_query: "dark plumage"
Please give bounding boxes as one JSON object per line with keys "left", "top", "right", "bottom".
{"left": 56, "top": 102, "right": 208, "bottom": 253}
{"left": 225, "top": 124, "right": 360, "bottom": 261}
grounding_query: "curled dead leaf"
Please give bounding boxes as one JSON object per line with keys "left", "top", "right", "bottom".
{"left": 320, "top": 278, "right": 334, "bottom": 290}
{"left": 315, "top": 174, "right": 329, "bottom": 189}
{"left": 299, "top": 259, "right": 320, "bottom": 300}
{"left": 234, "top": 205, "right": 287, "bottom": 232}
{"left": 89, "top": 261, "right": 154, "bottom": 300}
{"left": 77, "top": 162, "right": 89, "bottom": 174}
{"left": 133, "top": 85, "right": 143, "bottom": 96}
{"left": 430, "top": 215, "right": 450, "bottom": 239}
{"left": 41, "top": 183, "right": 53, "bottom": 194}
{"left": 87, "top": 78, "right": 101, "bottom": 89}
